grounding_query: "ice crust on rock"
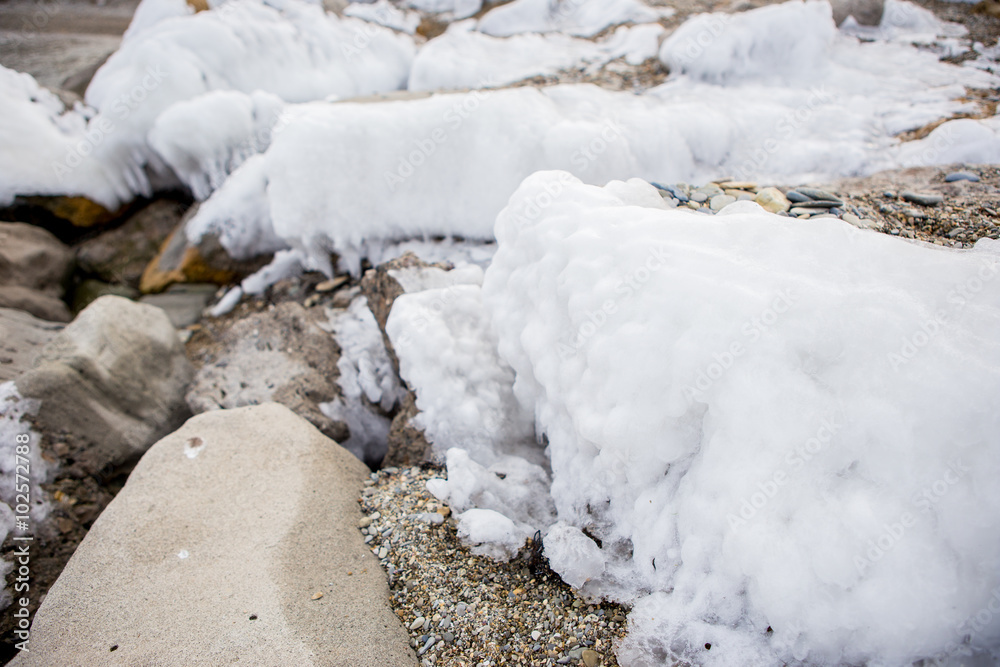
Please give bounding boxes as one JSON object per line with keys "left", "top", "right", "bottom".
{"left": 470, "top": 171, "right": 1000, "bottom": 666}
{"left": 477, "top": 0, "right": 671, "bottom": 38}
{"left": 409, "top": 21, "right": 665, "bottom": 91}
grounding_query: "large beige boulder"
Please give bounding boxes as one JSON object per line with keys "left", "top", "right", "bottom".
{"left": 15, "top": 295, "right": 193, "bottom": 474}
{"left": 12, "top": 404, "right": 416, "bottom": 667}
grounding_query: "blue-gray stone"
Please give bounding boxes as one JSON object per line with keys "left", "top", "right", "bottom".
{"left": 796, "top": 187, "right": 839, "bottom": 201}
{"left": 901, "top": 191, "right": 944, "bottom": 206}
{"left": 944, "top": 171, "right": 979, "bottom": 183}
{"left": 785, "top": 190, "right": 811, "bottom": 203}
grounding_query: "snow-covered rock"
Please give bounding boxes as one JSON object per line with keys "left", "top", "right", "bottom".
{"left": 473, "top": 171, "right": 1000, "bottom": 666}
{"left": 477, "top": 0, "right": 670, "bottom": 38}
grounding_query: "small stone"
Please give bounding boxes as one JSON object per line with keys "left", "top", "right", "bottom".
{"left": 789, "top": 207, "right": 815, "bottom": 216}
{"left": 948, "top": 227, "right": 966, "bottom": 238}
{"left": 531, "top": 630, "right": 542, "bottom": 641}
{"left": 709, "top": 194, "right": 736, "bottom": 211}
{"left": 582, "top": 648, "right": 601, "bottom": 667}
{"left": 686, "top": 201, "right": 701, "bottom": 210}
{"left": 718, "top": 181, "right": 757, "bottom": 190}
{"left": 785, "top": 190, "right": 811, "bottom": 203}
{"left": 882, "top": 190, "right": 896, "bottom": 198}
{"left": 795, "top": 187, "right": 839, "bottom": 201}
{"left": 378, "top": 546, "right": 388, "bottom": 559}
{"left": 944, "top": 171, "right": 979, "bottom": 183}
{"left": 315, "top": 276, "right": 348, "bottom": 292}
{"left": 842, "top": 213, "right": 861, "bottom": 225}
{"left": 455, "top": 602, "right": 468, "bottom": 616}
{"left": 790, "top": 199, "right": 843, "bottom": 209}
{"left": 410, "top": 617, "right": 426, "bottom": 630}
{"left": 442, "top": 631, "right": 455, "bottom": 643}
{"left": 359, "top": 517, "right": 372, "bottom": 528}
{"left": 753, "top": 187, "right": 791, "bottom": 214}
{"left": 830, "top": 207, "right": 843, "bottom": 216}
{"left": 901, "top": 191, "right": 943, "bottom": 206}
{"left": 311, "top": 592, "right": 323, "bottom": 600}
{"left": 737, "top": 193, "right": 754, "bottom": 201}
{"left": 690, "top": 192, "right": 708, "bottom": 203}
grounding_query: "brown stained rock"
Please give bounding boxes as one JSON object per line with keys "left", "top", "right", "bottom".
{"left": 140, "top": 206, "right": 272, "bottom": 294}
{"left": 20, "top": 195, "right": 121, "bottom": 229}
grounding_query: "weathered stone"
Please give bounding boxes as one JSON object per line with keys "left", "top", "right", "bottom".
{"left": 0, "top": 221, "right": 74, "bottom": 320}
{"left": 0, "top": 308, "right": 64, "bottom": 382}
{"left": 754, "top": 187, "right": 791, "bottom": 214}
{"left": 140, "top": 205, "right": 272, "bottom": 294}
{"left": 10, "top": 404, "right": 417, "bottom": 667}
{"left": 0, "top": 286, "right": 71, "bottom": 322}
{"left": 19, "top": 195, "right": 120, "bottom": 229}
{"left": 76, "top": 199, "right": 188, "bottom": 287}
{"left": 139, "top": 283, "right": 217, "bottom": 328}
{"left": 15, "top": 296, "right": 193, "bottom": 475}
{"left": 185, "top": 301, "right": 348, "bottom": 444}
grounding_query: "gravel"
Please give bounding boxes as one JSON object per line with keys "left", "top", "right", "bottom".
{"left": 357, "top": 466, "right": 629, "bottom": 667}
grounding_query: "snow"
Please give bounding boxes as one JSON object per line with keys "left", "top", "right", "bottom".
{"left": 404, "top": 0, "right": 482, "bottom": 19}
{"left": 0, "top": 382, "right": 51, "bottom": 610}
{"left": 477, "top": 0, "right": 671, "bottom": 38}
{"left": 840, "top": 0, "right": 967, "bottom": 48}
{"left": 408, "top": 21, "right": 665, "bottom": 91}
{"left": 320, "top": 296, "right": 406, "bottom": 466}
{"left": 344, "top": 0, "right": 421, "bottom": 33}
{"left": 471, "top": 171, "right": 1000, "bottom": 666}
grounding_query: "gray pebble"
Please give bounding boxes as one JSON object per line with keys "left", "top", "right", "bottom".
{"left": 709, "top": 194, "right": 736, "bottom": 211}
{"left": 948, "top": 227, "right": 966, "bottom": 238}
{"left": 455, "top": 602, "right": 468, "bottom": 616}
{"left": 795, "top": 187, "right": 839, "bottom": 201}
{"left": 785, "top": 190, "right": 810, "bottom": 203}
{"left": 417, "top": 636, "right": 435, "bottom": 656}
{"left": 830, "top": 207, "right": 842, "bottom": 216}
{"left": 901, "top": 191, "right": 944, "bottom": 206}
{"left": 882, "top": 191, "right": 895, "bottom": 198}
{"left": 690, "top": 192, "right": 708, "bottom": 203}
{"left": 944, "top": 171, "right": 979, "bottom": 183}
{"left": 442, "top": 631, "right": 455, "bottom": 643}
{"left": 790, "top": 199, "right": 843, "bottom": 208}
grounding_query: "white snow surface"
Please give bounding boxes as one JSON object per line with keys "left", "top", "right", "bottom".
{"left": 320, "top": 296, "right": 406, "bottom": 466}
{"left": 409, "top": 21, "right": 665, "bottom": 91}
{"left": 0, "top": 0, "right": 414, "bottom": 208}
{"left": 344, "top": 0, "right": 421, "bottom": 33}
{"left": 0, "top": 383, "right": 51, "bottom": 610}
{"left": 477, "top": 0, "right": 671, "bottom": 38}
{"left": 470, "top": 171, "right": 1000, "bottom": 666}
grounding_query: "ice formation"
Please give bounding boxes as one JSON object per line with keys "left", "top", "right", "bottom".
{"left": 477, "top": 0, "right": 671, "bottom": 37}
{"left": 466, "top": 171, "right": 1000, "bottom": 665}
{"left": 408, "top": 22, "right": 665, "bottom": 91}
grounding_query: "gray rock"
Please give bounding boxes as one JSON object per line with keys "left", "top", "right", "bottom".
{"left": 140, "top": 283, "right": 217, "bottom": 328}
{"left": 15, "top": 296, "right": 193, "bottom": 475}
{"left": 709, "top": 194, "right": 736, "bottom": 211}
{"left": 0, "top": 222, "right": 74, "bottom": 322}
{"left": 186, "top": 301, "right": 348, "bottom": 446}
{"left": 10, "top": 404, "right": 416, "bottom": 667}
{"left": 75, "top": 199, "right": 188, "bottom": 288}
{"left": 944, "top": 171, "right": 980, "bottom": 183}
{"left": 785, "top": 190, "right": 811, "bottom": 203}
{"left": 794, "top": 187, "right": 841, "bottom": 201}
{"left": 0, "top": 308, "right": 64, "bottom": 382}
{"left": 689, "top": 191, "right": 708, "bottom": 203}
{"left": 788, "top": 199, "right": 844, "bottom": 209}
{"left": 901, "top": 191, "right": 944, "bottom": 206}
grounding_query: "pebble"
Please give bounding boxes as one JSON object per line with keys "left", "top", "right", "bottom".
{"left": 901, "top": 191, "right": 944, "bottom": 207}
{"left": 709, "top": 194, "right": 736, "bottom": 211}
{"left": 795, "top": 187, "right": 840, "bottom": 201}
{"left": 686, "top": 201, "right": 701, "bottom": 210}
{"left": 582, "top": 649, "right": 601, "bottom": 667}
{"left": 690, "top": 191, "right": 708, "bottom": 203}
{"left": 754, "top": 187, "right": 791, "bottom": 214}
{"left": 785, "top": 190, "right": 811, "bottom": 203}
{"left": 719, "top": 181, "right": 757, "bottom": 190}
{"left": 789, "top": 207, "right": 815, "bottom": 216}
{"left": 360, "top": 467, "right": 629, "bottom": 666}
{"left": 944, "top": 171, "right": 979, "bottom": 183}
{"left": 315, "top": 276, "right": 348, "bottom": 292}
{"left": 789, "top": 199, "right": 844, "bottom": 209}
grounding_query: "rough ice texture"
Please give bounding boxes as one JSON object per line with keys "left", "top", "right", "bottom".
{"left": 320, "top": 297, "right": 406, "bottom": 466}
{"left": 476, "top": 171, "right": 1000, "bottom": 666}
{"left": 0, "top": 0, "right": 414, "bottom": 208}
{"left": 409, "top": 21, "right": 665, "bottom": 91}
{"left": 344, "top": 0, "right": 421, "bottom": 33}
{"left": 477, "top": 0, "right": 670, "bottom": 37}
{"left": 187, "top": 0, "right": 995, "bottom": 282}
{"left": 0, "top": 382, "right": 51, "bottom": 610}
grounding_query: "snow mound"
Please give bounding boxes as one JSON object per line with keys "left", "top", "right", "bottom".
{"left": 476, "top": 171, "right": 1000, "bottom": 666}
{"left": 478, "top": 0, "right": 671, "bottom": 38}
{"left": 409, "top": 21, "right": 665, "bottom": 91}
